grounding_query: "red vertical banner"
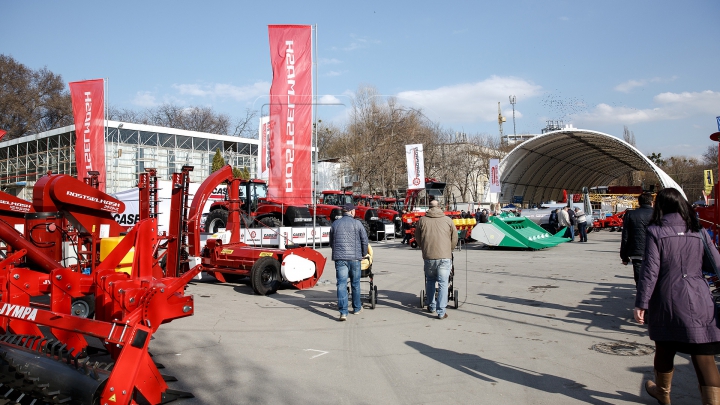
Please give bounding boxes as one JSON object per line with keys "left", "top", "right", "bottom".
{"left": 69, "top": 79, "right": 106, "bottom": 192}
{"left": 268, "top": 25, "right": 312, "bottom": 206}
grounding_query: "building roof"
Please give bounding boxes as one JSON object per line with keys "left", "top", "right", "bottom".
{"left": 0, "top": 120, "right": 260, "bottom": 147}
{"left": 499, "top": 129, "right": 684, "bottom": 203}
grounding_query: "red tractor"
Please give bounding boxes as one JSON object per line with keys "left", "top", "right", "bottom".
{"left": 204, "top": 178, "right": 314, "bottom": 233}
{"left": 355, "top": 194, "right": 402, "bottom": 237}
{"left": 310, "top": 190, "right": 351, "bottom": 226}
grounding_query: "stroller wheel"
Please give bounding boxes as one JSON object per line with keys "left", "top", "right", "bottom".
{"left": 420, "top": 290, "right": 425, "bottom": 308}
{"left": 410, "top": 241, "right": 418, "bottom": 248}
{"left": 371, "top": 286, "right": 377, "bottom": 309}
{"left": 454, "top": 289, "right": 459, "bottom": 309}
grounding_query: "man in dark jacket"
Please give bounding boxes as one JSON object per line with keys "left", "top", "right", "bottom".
{"left": 329, "top": 203, "right": 369, "bottom": 321}
{"left": 621, "top": 192, "right": 654, "bottom": 284}
{"left": 415, "top": 201, "right": 458, "bottom": 319}
{"left": 567, "top": 206, "right": 576, "bottom": 241}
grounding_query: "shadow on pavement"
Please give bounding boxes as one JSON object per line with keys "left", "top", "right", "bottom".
{"left": 405, "top": 341, "right": 638, "bottom": 405}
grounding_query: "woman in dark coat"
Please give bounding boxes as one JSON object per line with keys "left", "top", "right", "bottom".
{"left": 634, "top": 188, "right": 720, "bottom": 404}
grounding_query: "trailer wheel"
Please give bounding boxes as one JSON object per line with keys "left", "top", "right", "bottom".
{"left": 71, "top": 296, "right": 95, "bottom": 318}
{"left": 205, "top": 209, "right": 228, "bottom": 233}
{"left": 251, "top": 257, "right": 281, "bottom": 295}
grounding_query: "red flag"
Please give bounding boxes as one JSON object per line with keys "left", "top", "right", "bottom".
{"left": 268, "top": 25, "right": 312, "bottom": 206}
{"left": 0, "top": 130, "right": 6, "bottom": 142}
{"left": 69, "top": 79, "right": 106, "bottom": 192}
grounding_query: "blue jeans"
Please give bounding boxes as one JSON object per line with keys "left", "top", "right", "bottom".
{"left": 424, "top": 258, "right": 452, "bottom": 317}
{"left": 336, "top": 260, "right": 361, "bottom": 315}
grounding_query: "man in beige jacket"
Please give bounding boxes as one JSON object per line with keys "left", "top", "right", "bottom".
{"left": 415, "top": 200, "right": 458, "bottom": 319}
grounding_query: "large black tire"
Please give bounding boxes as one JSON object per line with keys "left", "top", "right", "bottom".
{"left": 258, "top": 216, "right": 282, "bottom": 228}
{"left": 71, "top": 296, "right": 95, "bottom": 318}
{"left": 205, "top": 209, "right": 228, "bottom": 233}
{"left": 315, "top": 216, "right": 331, "bottom": 226}
{"left": 359, "top": 219, "right": 371, "bottom": 239}
{"left": 250, "top": 257, "right": 281, "bottom": 295}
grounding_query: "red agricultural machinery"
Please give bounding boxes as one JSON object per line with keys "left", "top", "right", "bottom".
{"left": 186, "top": 166, "right": 326, "bottom": 294}
{"left": 311, "top": 190, "right": 351, "bottom": 226}
{"left": 354, "top": 194, "right": 402, "bottom": 237}
{"left": 203, "top": 178, "right": 315, "bottom": 233}
{"left": 400, "top": 178, "right": 467, "bottom": 248}
{"left": 591, "top": 211, "right": 625, "bottom": 232}
{"left": 0, "top": 169, "right": 199, "bottom": 404}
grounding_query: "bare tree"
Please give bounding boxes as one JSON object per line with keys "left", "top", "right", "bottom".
{"left": 0, "top": 54, "right": 73, "bottom": 139}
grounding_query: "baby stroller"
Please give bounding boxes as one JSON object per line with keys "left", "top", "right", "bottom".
{"left": 348, "top": 245, "right": 378, "bottom": 309}
{"left": 419, "top": 256, "right": 459, "bottom": 310}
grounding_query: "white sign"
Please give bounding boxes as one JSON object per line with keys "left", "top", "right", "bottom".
{"left": 405, "top": 144, "right": 426, "bottom": 190}
{"left": 489, "top": 159, "right": 501, "bottom": 193}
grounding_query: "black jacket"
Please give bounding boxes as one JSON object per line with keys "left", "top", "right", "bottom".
{"left": 620, "top": 204, "right": 654, "bottom": 262}
{"left": 567, "top": 209, "right": 576, "bottom": 225}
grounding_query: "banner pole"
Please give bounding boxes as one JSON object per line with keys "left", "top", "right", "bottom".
{"left": 312, "top": 24, "right": 318, "bottom": 249}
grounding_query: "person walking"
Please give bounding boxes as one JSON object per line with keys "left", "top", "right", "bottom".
{"left": 548, "top": 208, "right": 559, "bottom": 234}
{"left": 567, "top": 206, "right": 576, "bottom": 241}
{"left": 574, "top": 207, "right": 588, "bottom": 242}
{"left": 558, "top": 207, "right": 572, "bottom": 240}
{"left": 329, "top": 203, "right": 369, "bottom": 321}
{"left": 620, "top": 192, "right": 654, "bottom": 284}
{"left": 634, "top": 188, "right": 720, "bottom": 404}
{"left": 415, "top": 200, "right": 458, "bottom": 320}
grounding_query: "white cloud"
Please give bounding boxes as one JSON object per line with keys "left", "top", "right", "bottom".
{"left": 325, "top": 70, "right": 342, "bottom": 77}
{"left": 332, "top": 34, "right": 379, "bottom": 52}
{"left": 319, "top": 95, "right": 342, "bottom": 105}
{"left": 172, "top": 81, "right": 270, "bottom": 101}
{"left": 614, "top": 76, "right": 677, "bottom": 93}
{"left": 132, "top": 91, "right": 158, "bottom": 108}
{"left": 395, "top": 76, "right": 543, "bottom": 123}
{"left": 318, "top": 57, "right": 342, "bottom": 65}
{"left": 574, "top": 90, "right": 720, "bottom": 125}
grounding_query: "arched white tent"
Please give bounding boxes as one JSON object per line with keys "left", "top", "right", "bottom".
{"left": 499, "top": 129, "right": 684, "bottom": 203}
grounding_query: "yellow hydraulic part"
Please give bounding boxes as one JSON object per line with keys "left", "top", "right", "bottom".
{"left": 99, "top": 236, "right": 134, "bottom": 274}
{"left": 452, "top": 218, "right": 476, "bottom": 230}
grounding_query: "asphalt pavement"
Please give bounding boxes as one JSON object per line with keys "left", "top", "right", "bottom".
{"left": 151, "top": 231, "right": 704, "bottom": 405}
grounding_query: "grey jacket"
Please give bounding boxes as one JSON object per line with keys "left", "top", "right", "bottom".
{"left": 636, "top": 213, "right": 720, "bottom": 343}
{"left": 415, "top": 207, "right": 458, "bottom": 260}
{"left": 329, "top": 213, "right": 368, "bottom": 261}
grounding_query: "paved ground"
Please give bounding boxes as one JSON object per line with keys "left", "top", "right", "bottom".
{"left": 152, "top": 231, "right": 704, "bottom": 405}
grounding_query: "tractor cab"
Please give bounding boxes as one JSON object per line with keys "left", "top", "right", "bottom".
{"left": 322, "top": 191, "right": 354, "bottom": 207}
{"left": 239, "top": 179, "right": 268, "bottom": 213}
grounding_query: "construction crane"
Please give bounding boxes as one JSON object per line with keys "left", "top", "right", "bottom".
{"left": 498, "top": 102, "right": 507, "bottom": 142}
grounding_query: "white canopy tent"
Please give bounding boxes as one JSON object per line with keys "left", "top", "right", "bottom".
{"left": 499, "top": 129, "right": 684, "bottom": 204}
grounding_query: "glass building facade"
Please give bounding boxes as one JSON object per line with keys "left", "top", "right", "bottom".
{"left": 0, "top": 120, "right": 258, "bottom": 199}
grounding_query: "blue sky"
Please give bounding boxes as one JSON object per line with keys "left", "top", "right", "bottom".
{"left": 2, "top": 0, "right": 719, "bottom": 158}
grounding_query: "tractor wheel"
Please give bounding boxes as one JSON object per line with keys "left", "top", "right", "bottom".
{"left": 359, "top": 219, "right": 371, "bottom": 239}
{"left": 250, "top": 257, "right": 281, "bottom": 295}
{"left": 204, "top": 209, "right": 228, "bottom": 233}
{"left": 71, "top": 296, "right": 95, "bottom": 318}
{"left": 315, "top": 216, "right": 331, "bottom": 226}
{"left": 259, "top": 216, "right": 282, "bottom": 228}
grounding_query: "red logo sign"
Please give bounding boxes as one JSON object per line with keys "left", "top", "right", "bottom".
{"left": 250, "top": 231, "right": 257, "bottom": 238}
{"left": 412, "top": 177, "right": 421, "bottom": 186}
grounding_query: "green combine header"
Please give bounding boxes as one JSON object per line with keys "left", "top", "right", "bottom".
{"left": 472, "top": 215, "right": 570, "bottom": 249}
